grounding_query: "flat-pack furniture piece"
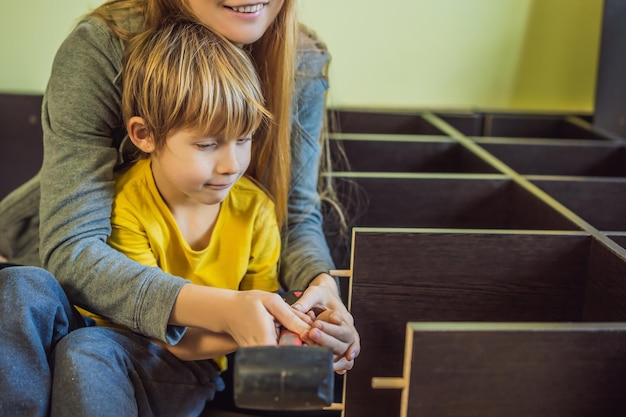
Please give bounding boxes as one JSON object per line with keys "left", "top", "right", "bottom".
{"left": 0, "top": 94, "right": 43, "bottom": 200}
{"left": 339, "top": 228, "right": 626, "bottom": 417}
{"left": 375, "top": 322, "right": 626, "bottom": 417}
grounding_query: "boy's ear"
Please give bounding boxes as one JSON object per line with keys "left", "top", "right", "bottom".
{"left": 127, "top": 116, "right": 155, "bottom": 153}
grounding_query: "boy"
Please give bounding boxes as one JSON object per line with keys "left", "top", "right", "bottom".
{"left": 79, "top": 19, "right": 281, "bottom": 371}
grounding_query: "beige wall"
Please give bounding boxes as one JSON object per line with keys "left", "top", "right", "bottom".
{"left": 1, "top": 0, "right": 603, "bottom": 112}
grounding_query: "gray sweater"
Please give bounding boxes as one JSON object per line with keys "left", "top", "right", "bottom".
{"left": 0, "top": 16, "right": 334, "bottom": 343}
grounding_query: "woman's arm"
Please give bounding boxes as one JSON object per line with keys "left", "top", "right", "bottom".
{"left": 40, "top": 17, "right": 186, "bottom": 343}
{"left": 280, "top": 26, "right": 336, "bottom": 291}
{"left": 40, "top": 17, "right": 187, "bottom": 342}
{"left": 281, "top": 27, "right": 360, "bottom": 371}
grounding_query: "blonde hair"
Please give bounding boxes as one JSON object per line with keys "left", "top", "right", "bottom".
{"left": 122, "top": 20, "right": 270, "bottom": 151}
{"left": 91, "top": 0, "right": 297, "bottom": 226}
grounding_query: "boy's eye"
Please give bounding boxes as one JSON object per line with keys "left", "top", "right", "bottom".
{"left": 237, "top": 137, "right": 252, "bottom": 144}
{"left": 197, "top": 142, "right": 217, "bottom": 150}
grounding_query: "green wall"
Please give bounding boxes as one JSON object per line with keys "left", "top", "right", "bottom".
{"left": 1, "top": 0, "right": 603, "bottom": 112}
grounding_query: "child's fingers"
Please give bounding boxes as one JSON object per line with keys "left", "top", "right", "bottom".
{"left": 262, "top": 293, "right": 311, "bottom": 336}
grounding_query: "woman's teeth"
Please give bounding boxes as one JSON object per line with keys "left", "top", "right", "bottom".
{"left": 231, "top": 4, "right": 263, "bottom": 13}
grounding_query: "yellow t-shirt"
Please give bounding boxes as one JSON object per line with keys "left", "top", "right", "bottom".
{"left": 80, "top": 158, "right": 280, "bottom": 369}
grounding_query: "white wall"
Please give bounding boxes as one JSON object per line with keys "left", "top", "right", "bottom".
{"left": 1, "top": 0, "right": 604, "bottom": 112}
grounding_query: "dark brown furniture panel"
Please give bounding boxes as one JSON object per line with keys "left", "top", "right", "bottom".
{"left": 330, "top": 136, "right": 497, "bottom": 173}
{"left": 396, "top": 322, "right": 626, "bottom": 417}
{"left": 583, "top": 238, "right": 626, "bottom": 321}
{"left": 324, "top": 174, "right": 582, "bottom": 268}
{"left": 343, "top": 229, "right": 626, "bottom": 417}
{"left": 332, "top": 175, "right": 579, "bottom": 230}
{"left": 329, "top": 110, "right": 445, "bottom": 135}
{"left": 530, "top": 177, "right": 626, "bottom": 231}
{"left": 479, "top": 113, "right": 605, "bottom": 140}
{"left": 607, "top": 232, "right": 626, "bottom": 250}
{"left": 434, "top": 112, "right": 603, "bottom": 140}
{"left": 476, "top": 138, "right": 626, "bottom": 177}
{"left": 0, "top": 94, "right": 43, "bottom": 199}
{"left": 328, "top": 109, "right": 605, "bottom": 140}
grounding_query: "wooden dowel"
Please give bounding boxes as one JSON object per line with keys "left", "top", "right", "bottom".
{"left": 371, "top": 377, "right": 406, "bottom": 390}
{"left": 329, "top": 269, "right": 352, "bottom": 277}
{"left": 323, "top": 403, "right": 345, "bottom": 411}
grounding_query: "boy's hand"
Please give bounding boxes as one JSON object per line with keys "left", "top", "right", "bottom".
{"left": 171, "top": 285, "right": 312, "bottom": 350}
{"left": 226, "top": 290, "right": 312, "bottom": 347}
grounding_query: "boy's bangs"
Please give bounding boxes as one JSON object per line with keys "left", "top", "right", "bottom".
{"left": 188, "top": 86, "right": 268, "bottom": 140}
{"left": 173, "top": 28, "right": 272, "bottom": 141}
{"left": 126, "top": 20, "right": 272, "bottom": 145}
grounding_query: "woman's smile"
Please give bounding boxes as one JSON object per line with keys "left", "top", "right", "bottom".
{"left": 188, "top": 0, "right": 284, "bottom": 45}
{"left": 226, "top": 3, "right": 266, "bottom": 14}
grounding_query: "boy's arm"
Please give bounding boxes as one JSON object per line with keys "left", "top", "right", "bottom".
{"left": 152, "top": 328, "right": 238, "bottom": 361}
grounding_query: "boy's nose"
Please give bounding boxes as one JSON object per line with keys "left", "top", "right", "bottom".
{"left": 216, "top": 145, "right": 240, "bottom": 175}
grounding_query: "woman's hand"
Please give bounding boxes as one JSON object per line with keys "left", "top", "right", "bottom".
{"left": 293, "top": 273, "right": 360, "bottom": 374}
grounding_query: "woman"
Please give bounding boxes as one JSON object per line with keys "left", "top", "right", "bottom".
{"left": 0, "top": 0, "right": 359, "bottom": 415}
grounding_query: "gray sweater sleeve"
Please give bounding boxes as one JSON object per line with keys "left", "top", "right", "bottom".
{"left": 40, "top": 17, "right": 186, "bottom": 343}
{"left": 279, "top": 27, "right": 337, "bottom": 291}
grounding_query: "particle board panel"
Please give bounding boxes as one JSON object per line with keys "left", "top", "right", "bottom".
{"left": 606, "top": 232, "right": 626, "bottom": 251}
{"left": 329, "top": 110, "right": 445, "bottom": 135}
{"left": 329, "top": 134, "right": 497, "bottom": 173}
{"left": 324, "top": 173, "right": 582, "bottom": 268}
{"left": 331, "top": 174, "right": 579, "bottom": 230}
{"left": 343, "top": 228, "right": 612, "bottom": 417}
{"left": 0, "top": 94, "right": 43, "bottom": 199}
{"left": 387, "top": 322, "right": 626, "bottom": 417}
{"left": 582, "top": 237, "right": 626, "bottom": 321}
{"left": 431, "top": 112, "right": 484, "bottom": 136}
{"left": 481, "top": 113, "right": 606, "bottom": 140}
{"left": 475, "top": 138, "right": 626, "bottom": 177}
{"left": 530, "top": 176, "right": 626, "bottom": 231}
